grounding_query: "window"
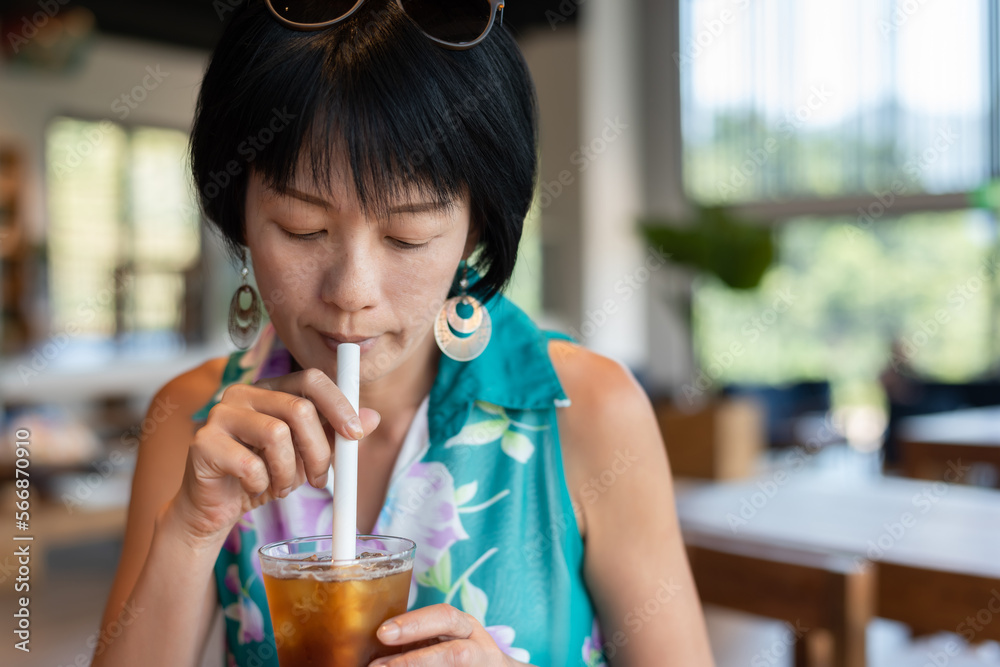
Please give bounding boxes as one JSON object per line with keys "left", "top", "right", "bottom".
{"left": 692, "top": 211, "right": 998, "bottom": 405}
{"left": 677, "top": 0, "right": 1000, "bottom": 408}
{"left": 680, "top": 0, "right": 996, "bottom": 204}
{"left": 45, "top": 117, "right": 201, "bottom": 359}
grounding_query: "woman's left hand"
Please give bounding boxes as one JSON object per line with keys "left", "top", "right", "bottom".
{"left": 369, "top": 604, "right": 526, "bottom": 667}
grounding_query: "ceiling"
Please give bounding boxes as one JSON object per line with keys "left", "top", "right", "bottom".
{"left": 2, "top": 0, "right": 578, "bottom": 51}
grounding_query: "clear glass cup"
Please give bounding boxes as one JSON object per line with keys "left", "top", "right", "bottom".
{"left": 259, "top": 534, "right": 416, "bottom": 667}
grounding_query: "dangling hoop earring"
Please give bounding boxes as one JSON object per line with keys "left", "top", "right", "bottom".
{"left": 435, "top": 261, "right": 492, "bottom": 361}
{"left": 228, "top": 249, "right": 262, "bottom": 350}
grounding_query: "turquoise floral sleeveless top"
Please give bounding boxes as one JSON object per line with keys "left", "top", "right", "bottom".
{"left": 192, "top": 293, "right": 608, "bottom": 666}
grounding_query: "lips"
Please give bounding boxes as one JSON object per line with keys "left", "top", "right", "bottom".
{"left": 318, "top": 330, "right": 380, "bottom": 354}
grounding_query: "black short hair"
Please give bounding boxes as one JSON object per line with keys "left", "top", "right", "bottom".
{"left": 190, "top": 0, "right": 539, "bottom": 301}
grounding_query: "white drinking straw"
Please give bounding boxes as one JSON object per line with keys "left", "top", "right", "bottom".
{"left": 332, "top": 343, "right": 361, "bottom": 562}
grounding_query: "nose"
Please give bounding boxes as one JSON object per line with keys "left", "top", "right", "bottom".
{"left": 319, "top": 242, "right": 378, "bottom": 313}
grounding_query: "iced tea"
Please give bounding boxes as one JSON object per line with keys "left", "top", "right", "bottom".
{"left": 259, "top": 535, "right": 415, "bottom": 667}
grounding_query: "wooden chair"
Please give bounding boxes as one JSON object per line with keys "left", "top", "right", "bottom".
{"left": 878, "top": 563, "right": 1000, "bottom": 643}
{"left": 896, "top": 407, "right": 1000, "bottom": 488}
{"left": 900, "top": 440, "right": 1000, "bottom": 489}
{"left": 686, "top": 535, "right": 874, "bottom": 667}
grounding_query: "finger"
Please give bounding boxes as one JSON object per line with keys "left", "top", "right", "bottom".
{"left": 358, "top": 407, "right": 382, "bottom": 438}
{"left": 225, "top": 387, "right": 332, "bottom": 488}
{"left": 210, "top": 402, "right": 297, "bottom": 497}
{"left": 377, "top": 605, "right": 475, "bottom": 646}
{"left": 256, "top": 369, "right": 366, "bottom": 440}
{"left": 368, "top": 639, "right": 479, "bottom": 667}
{"left": 189, "top": 427, "right": 270, "bottom": 499}
{"left": 326, "top": 409, "right": 382, "bottom": 443}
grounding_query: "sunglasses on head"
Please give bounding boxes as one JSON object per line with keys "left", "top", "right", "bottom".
{"left": 265, "top": 0, "right": 505, "bottom": 50}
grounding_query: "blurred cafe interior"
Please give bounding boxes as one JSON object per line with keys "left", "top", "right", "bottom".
{"left": 1, "top": 0, "right": 1000, "bottom": 665}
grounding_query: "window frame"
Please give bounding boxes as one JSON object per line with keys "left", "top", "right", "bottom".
{"left": 43, "top": 111, "right": 207, "bottom": 346}
{"left": 672, "top": 0, "right": 1000, "bottom": 222}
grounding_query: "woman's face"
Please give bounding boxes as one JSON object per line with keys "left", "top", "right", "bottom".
{"left": 243, "top": 155, "right": 474, "bottom": 384}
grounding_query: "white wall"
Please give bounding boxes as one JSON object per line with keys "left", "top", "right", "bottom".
{"left": 0, "top": 34, "right": 209, "bottom": 242}
{"left": 640, "top": 0, "right": 696, "bottom": 393}
{"left": 513, "top": 3, "right": 696, "bottom": 388}
{"left": 519, "top": 26, "right": 584, "bottom": 332}
{"left": 578, "top": 0, "right": 649, "bottom": 369}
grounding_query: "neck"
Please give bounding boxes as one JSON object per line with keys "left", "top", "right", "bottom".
{"left": 360, "top": 331, "right": 439, "bottom": 441}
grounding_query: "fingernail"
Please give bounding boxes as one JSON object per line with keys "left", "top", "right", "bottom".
{"left": 347, "top": 417, "right": 364, "bottom": 439}
{"left": 378, "top": 622, "right": 400, "bottom": 641}
{"left": 313, "top": 472, "right": 329, "bottom": 489}
{"left": 280, "top": 486, "right": 292, "bottom": 498}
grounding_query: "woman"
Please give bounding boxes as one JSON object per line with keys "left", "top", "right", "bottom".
{"left": 94, "top": 1, "right": 714, "bottom": 665}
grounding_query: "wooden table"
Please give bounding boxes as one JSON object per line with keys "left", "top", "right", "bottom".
{"left": 674, "top": 471, "right": 1000, "bottom": 667}
{"left": 898, "top": 406, "right": 1000, "bottom": 486}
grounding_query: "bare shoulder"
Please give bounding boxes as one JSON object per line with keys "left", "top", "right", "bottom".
{"left": 133, "top": 354, "right": 228, "bottom": 485}
{"left": 155, "top": 356, "right": 228, "bottom": 420}
{"left": 547, "top": 339, "right": 666, "bottom": 536}
{"left": 548, "top": 339, "right": 657, "bottom": 444}
{"left": 128, "top": 353, "right": 229, "bottom": 521}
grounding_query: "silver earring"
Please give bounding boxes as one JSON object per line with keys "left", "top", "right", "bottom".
{"left": 435, "top": 262, "right": 491, "bottom": 361}
{"left": 228, "top": 251, "right": 262, "bottom": 350}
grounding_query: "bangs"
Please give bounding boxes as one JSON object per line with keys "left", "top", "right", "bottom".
{"left": 243, "top": 3, "right": 493, "bottom": 222}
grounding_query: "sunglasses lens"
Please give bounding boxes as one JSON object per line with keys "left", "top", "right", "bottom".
{"left": 400, "top": 0, "right": 495, "bottom": 45}
{"left": 268, "top": 0, "right": 362, "bottom": 25}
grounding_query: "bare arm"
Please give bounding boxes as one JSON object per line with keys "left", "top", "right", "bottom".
{"left": 93, "top": 359, "right": 226, "bottom": 667}
{"left": 551, "top": 341, "right": 715, "bottom": 667}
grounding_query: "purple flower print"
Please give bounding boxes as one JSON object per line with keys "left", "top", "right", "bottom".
{"left": 224, "top": 564, "right": 241, "bottom": 595}
{"left": 280, "top": 484, "right": 333, "bottom": 541}
{"left": 486, "top": 625, "right": 531, "bottom": 663}
{"left": 223, "top": 514, "right": 254, "bottom": 554}
{"left": 224, "top": 574, "right": 265, "bottom": 645}
{"left": 372, "top": 461, "right": 469, "bottom": 577}
{"left": 581, "top": 618, "right": 608, "bottom": 666}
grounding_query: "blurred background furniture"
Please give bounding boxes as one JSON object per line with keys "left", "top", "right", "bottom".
{"left": 686, "top": 534, "right": 873, "bottom": 667}
{"left": 654, "top": 396, "right": 765, "bottom": 480}
{"left": 674, "top": 472, "right": 1000, "bottom": 658}
{"left": 724, "top": 382, "right": 833, "bottom": 450}
{"left": 896, "top": 406, "right": 1000, "bottom": 488}
{"left": 884, "top": 381, "right": 1000, "bottom": 470}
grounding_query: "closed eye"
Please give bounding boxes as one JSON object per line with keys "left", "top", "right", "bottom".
{"left": 388, "top": 238, "right": 429, "bottom": 251}
{"left": 283, "top": 229, "right": 326, "bottom": 241}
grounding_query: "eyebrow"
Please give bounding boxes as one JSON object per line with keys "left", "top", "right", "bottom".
{"left": 276, "top": 187, "right": 453, "bottom": 217}
{"left": 281, "top": 187, "right": 333, "bottom": 210}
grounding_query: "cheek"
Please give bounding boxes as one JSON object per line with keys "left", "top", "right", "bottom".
{"left": 385, "top": 253, "right": 459, "bottom": 323}
{"left": 250, "top": 242, "right": 318, "bottom": 317}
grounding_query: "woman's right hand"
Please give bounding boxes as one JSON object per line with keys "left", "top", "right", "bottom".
{"left": 165, "top": 368, "right": 381, "bottom": 547}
